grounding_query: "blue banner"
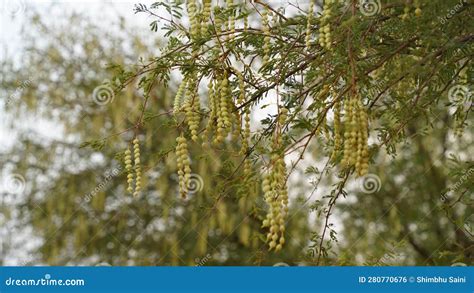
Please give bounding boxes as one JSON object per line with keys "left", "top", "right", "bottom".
{"left": 0, "top": 266, "right": 472, "bottom": 292}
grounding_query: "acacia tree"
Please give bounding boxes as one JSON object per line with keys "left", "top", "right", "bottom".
{"left": 1, "top": 0, "right": 472, "bottom": 266}
{"left": 109, "top": 0, "right": 472, "bottom": 262}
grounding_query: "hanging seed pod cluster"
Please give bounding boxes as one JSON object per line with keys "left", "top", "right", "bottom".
{"left": 125, "top": 0, "right": 375, "bottom": 252}
{"left": 262, "top": 107, "right": 289, "bottom": 252}
{"left": 319, "top": 0, "right": 334, "bottom": 49}
{"left": 124, "top": 138, "right": 142, "bottom": 196}
{"left": 183, "top": 76, "right": 201, "bottom": 142}
{"left": 305, "top": 0, "right": 315, "bottom": 50}
{"left": 105, "top": 0, "right": 474, "bottom": 261}
{"left": 176, "top": 134, "right": 192, "bottom": 198}
{"left": 123, "top": 0, "right": 453, "bottom": 255}
{"left": 341, "top": 94, "right": 369, "bottom": 176}
{"left": 331, "top": 93, "right": 342, "bottom": 161}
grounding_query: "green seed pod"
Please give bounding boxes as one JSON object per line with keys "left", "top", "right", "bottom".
{"left": 184, "top": 76, "right": 201, "bottom": 141}
{"left": 186, "top": 0, "right": 200, "bottom": 39}
{"left": 262, "top": 107, "right": 289, "bottom": 251}
{"left": 176, "top": 134, "right": 191, "bottom": 198}
{"left": 262, "top": 8, "right": 271, "bottom": 66}
{"left": 305, "top": 0, "right": 315, "bottom": 50}
{"left": 173, "top": 79, "right": 187, "bottom": 115}
{"left": 318, "top": 1, "right": 333, "bottom": 50}
{"left": 133, "top": 138, "right": 142, "bottom": 196}
{"left": 227, "top": 0, "right": 235, "bottom": 40}
{"left": 124, "top": 148, "right": 134, "bottom": 194}
{"left": 201, "top": 0, "right": 212, "bottom": 36}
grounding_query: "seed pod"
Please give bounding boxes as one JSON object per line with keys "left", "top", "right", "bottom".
{"left": 173, "top": 79, "right": 187, "bottom": 115}
{"left": 184, "top": 77, "right": 201, "bottom": 141}
{"left": 355, "top": 99, "right": 369, "bottom": 176}
{"left": 124, "top": 148, "right": 134, "bottom": 194}
{"left": 186, "top": 0, "right": 200, "bottom": 39}
{"left": 305, "top": 0, "right": 315, "bottom": 50}
{"left": 176, "top": 134, "right": 191, "bottom": 198}
{"left": 331, "top": 97, "right": 342, "bottom": 161}
{"left": 262, "top": 107, "right": 289, "bottom": 251}
{"left": 342, "top": 96, "right": 354, "bottom": 166}
{"left": 133, "top": 138, "right": 142, "bottom": 197}
{"left": 262, "top": 8, "right": 271, "bottom": 65}
{"left": 215, "top": 74, "right": 231, "bottom": 143}
{"left": 214, "top": 6, "right": 223, "bottom": 34}
{"left": 227, "top": 0, "right": 235, "bottom": 40}
{"left": 203, "top": 79, "right": 217, "bottom": 146}
{"left": 243, "top": 11, "right": 249, "bottom": 31}
{"left": 342, "top": 94, "right": 370, "bottom": 176}
{"left": 241, "top": 106, "right": 251, "bottom": 158}
{"left": 201, "top": 0, "right": 212, "bottom": 36}
{"left": 231, "top": 103, "right": 241, "bottom": 141}
{"left": 318, "top": 0, "right": 333, "bottom": 50}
